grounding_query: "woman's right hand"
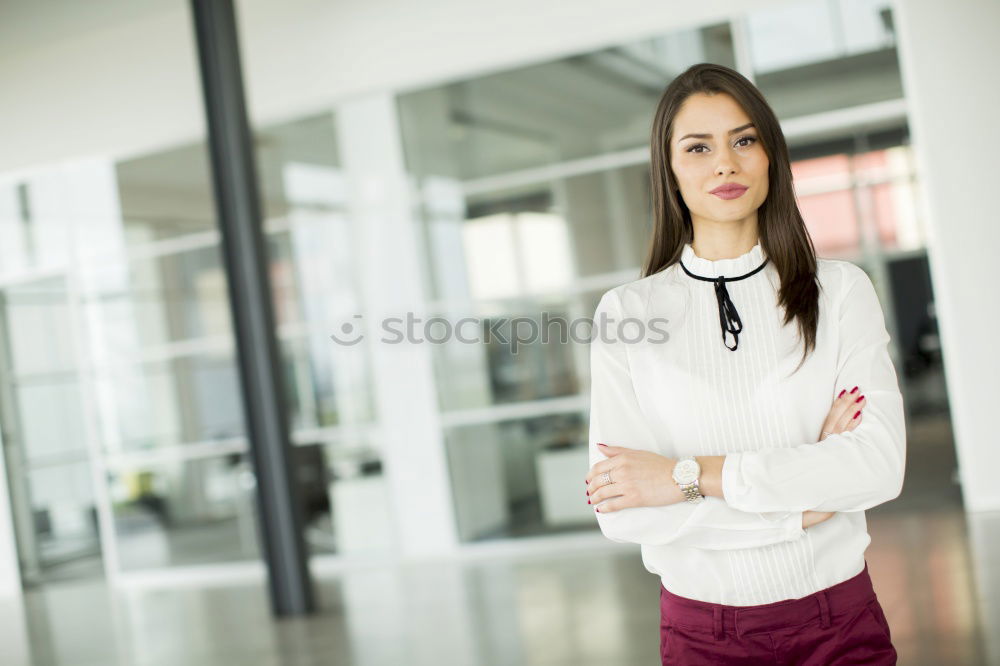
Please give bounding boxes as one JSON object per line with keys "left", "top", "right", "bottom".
{"left": 803, "top": 386, "right": 867, "bottom": 529}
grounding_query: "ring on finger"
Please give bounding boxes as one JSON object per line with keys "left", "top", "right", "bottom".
{"left": 601, "top": 471, "right": 613, "bottom": 485}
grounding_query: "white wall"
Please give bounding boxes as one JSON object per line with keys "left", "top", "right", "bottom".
{"left": 0, "top": 4, "right": 205, "bottom": 173}
{"left": 893, "top": 0, "right": 1000, "bottom": 511}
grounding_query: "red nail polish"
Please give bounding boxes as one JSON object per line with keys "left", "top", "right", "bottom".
{"left": 586, "top": 491, "right": 589, "bottom": 496}
{"left": 855, "top": 395, "right": 864, "bottom": 403}
{"left": 595, "top": 507, "right": 600, "bottom": 512}
{"left": 838, "top": 389, "right": 846, "bottom": 398}
{"left": 587, "top": 499, "right": 591, "bottom": 504}
{"left": 850, "top": 386, "right": 859, "bottom": 394}
{"left": 853, "top": 410, "right": 861, "bottom": 419}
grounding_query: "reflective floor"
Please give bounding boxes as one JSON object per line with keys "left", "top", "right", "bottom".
{"left": 0, "top": 508, "right": 996, "bottom": 665}
{"left": 2, "top": 411, "right": 998, "bottom": 666}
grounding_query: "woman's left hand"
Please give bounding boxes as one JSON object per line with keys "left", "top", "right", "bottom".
{"left": 585, "top": 444, "right": 685, "bottom": 512}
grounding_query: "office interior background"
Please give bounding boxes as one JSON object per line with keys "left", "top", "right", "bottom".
{"left": 0, "top": 0, "right": 997, "bottom": 664}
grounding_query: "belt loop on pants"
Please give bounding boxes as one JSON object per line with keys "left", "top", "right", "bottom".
{"left": 816, "top": 590, "right": 831, "bottom": 629}
{"left": 713, "top": 607, "right": 724, "bottom": 640}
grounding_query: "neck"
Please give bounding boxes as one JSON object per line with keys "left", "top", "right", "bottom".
{"left": 689, "top": 219, "right": 759, "bottom": 261}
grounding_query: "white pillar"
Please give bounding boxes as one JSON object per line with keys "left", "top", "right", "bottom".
{"left": 892, "top": 0, "right": 1000, "bottom": 511}
{"left": 336, "top": 93, "right": 459, "bottom": 557}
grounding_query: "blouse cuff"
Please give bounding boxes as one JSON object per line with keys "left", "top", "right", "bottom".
{"left": 723, "top": 453, "right": 805, "bottom": 531}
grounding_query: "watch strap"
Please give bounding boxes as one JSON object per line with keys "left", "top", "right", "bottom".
{"left": 679, "top": 479, "right": 705, "bottom": 503}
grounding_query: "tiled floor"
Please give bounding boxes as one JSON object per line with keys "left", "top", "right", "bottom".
{"left": 1, "top": 412, "right": 998, "bottom": 665}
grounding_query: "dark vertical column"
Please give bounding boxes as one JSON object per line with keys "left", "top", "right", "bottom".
{"left": 188, "top": 0, "right": 315, "bottom": 616}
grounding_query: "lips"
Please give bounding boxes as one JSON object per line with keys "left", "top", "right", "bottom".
{"left": 710, "top": 183, "right": 748, "bottom": 200}
{"left": 710, "top": 183, "right": 748, "bottom": 195}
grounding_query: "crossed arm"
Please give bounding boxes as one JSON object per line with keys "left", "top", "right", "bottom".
{"left": 585, "top": 264, "right": 906, "bottom": 550}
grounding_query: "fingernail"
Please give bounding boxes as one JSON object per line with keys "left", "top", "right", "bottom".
{"left": 855, "top": 395, "right": 864, "bottom": 403}
{"left": 838, "top": 389, "right": 846, "bottom": 398}
{"left": 586, "top": 491, "right": 589, "bottom": 496}
{"left": 595, "top": 508, "right": 600, "bottom": 512}
{"left": 853, "top": 410, "right": 861, "bottom": 419}
{"left": 587, "top": 499, "right": 591, "bottom": 504}
{"left": 597, "top": 443, "right": 607, "bottom": 448}
{"left": 850, "top": 386, "right": 859, "bottom": 394}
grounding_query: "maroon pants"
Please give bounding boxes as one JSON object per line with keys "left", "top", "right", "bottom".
{"left": 659, "top": 561, "right": 896, "bottom": 665}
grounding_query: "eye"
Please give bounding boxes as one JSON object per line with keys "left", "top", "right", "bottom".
{"left": 685, "top": 135, "right": 758, "bottom": 154}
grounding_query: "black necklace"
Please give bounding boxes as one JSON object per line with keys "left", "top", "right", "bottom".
{"left": 679, "top": 255, "right": 769, "bottom": 352}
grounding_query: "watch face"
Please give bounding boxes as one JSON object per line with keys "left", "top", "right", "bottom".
{"left": 673, "top": 459, "right": 700, "bottom": 485}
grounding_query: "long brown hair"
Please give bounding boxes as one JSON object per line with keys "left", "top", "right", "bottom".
{"left": 646, "top": 62, "right": 819, "bottom": 373}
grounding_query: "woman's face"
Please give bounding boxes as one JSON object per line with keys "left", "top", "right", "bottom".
{"left": 669, "top": 92, "right": 769, "bottom": 230}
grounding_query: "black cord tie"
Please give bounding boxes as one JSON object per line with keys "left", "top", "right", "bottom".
{"left": 679, "top": 255, "right": 769, "bottom": 352}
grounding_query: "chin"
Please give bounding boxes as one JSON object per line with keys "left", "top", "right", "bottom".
{"left": 707, "top": 205, "right": 753, "bottom": 220}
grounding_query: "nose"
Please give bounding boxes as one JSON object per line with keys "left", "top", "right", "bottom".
{"left": 715, "top": 147, "right": 739, "bottom": 175}
{"left": 715, "top": 159, "right": 737, "bottom": 176}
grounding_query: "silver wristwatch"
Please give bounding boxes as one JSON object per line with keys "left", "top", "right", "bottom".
{"left": 672, "top": 456, "right": 705, "bottom": 503}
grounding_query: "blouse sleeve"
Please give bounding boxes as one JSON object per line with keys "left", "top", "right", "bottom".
{"left": 721, "top": 262, "right": 907, "bottom": 514}
{"left": 588, "top": 288, "right": 805, "bottom": 550}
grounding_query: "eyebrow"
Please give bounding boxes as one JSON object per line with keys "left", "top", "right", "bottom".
{"left": 677, "top": 123, "right": 756, "bottom": 142}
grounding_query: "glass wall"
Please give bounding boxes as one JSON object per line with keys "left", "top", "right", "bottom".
{"left": 100, "top": 111, "right": 389, "bottom": 565}
{"left": 0, "top": 109, "right": 392, "bottom": 583}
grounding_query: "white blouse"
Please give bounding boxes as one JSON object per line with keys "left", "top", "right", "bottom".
{"left": 588, "top": 241, "right": 906, "bottom": 606}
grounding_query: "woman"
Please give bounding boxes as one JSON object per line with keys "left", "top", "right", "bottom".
{"left": 584, "top": 63, "right": 903, "bottom": 664}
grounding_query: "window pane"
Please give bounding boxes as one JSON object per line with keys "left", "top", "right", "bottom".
{"left": 82, "top": 245, "right": 233, "bottom": 351}
{"left": 748, "top": 1, "right": 901, "bottom": 118}
{"left": 429, "top": 291, "right": 597, "bottom": 412}
{"left": 280, "top": 334, "right": 375, "bottom": 431}
{"left": 27, "top": 461, "right": 101, "bottom": 579}
{"left": 255, "top": 113, "right": 377, "bottom": 433}
{"left": 748, "top": 0, "right": 895, "bottom": 73}
{"left": 109, "top": 454, "right": 260, "bottom": 571}
{"left": 445, "top": 412, "right": 589, "bottom": 542}
{"left": 115, "top": 143, "right": 216, "bottom": 248}
{"left": 101, "top": 352, "right": 245, "bottom": 453}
